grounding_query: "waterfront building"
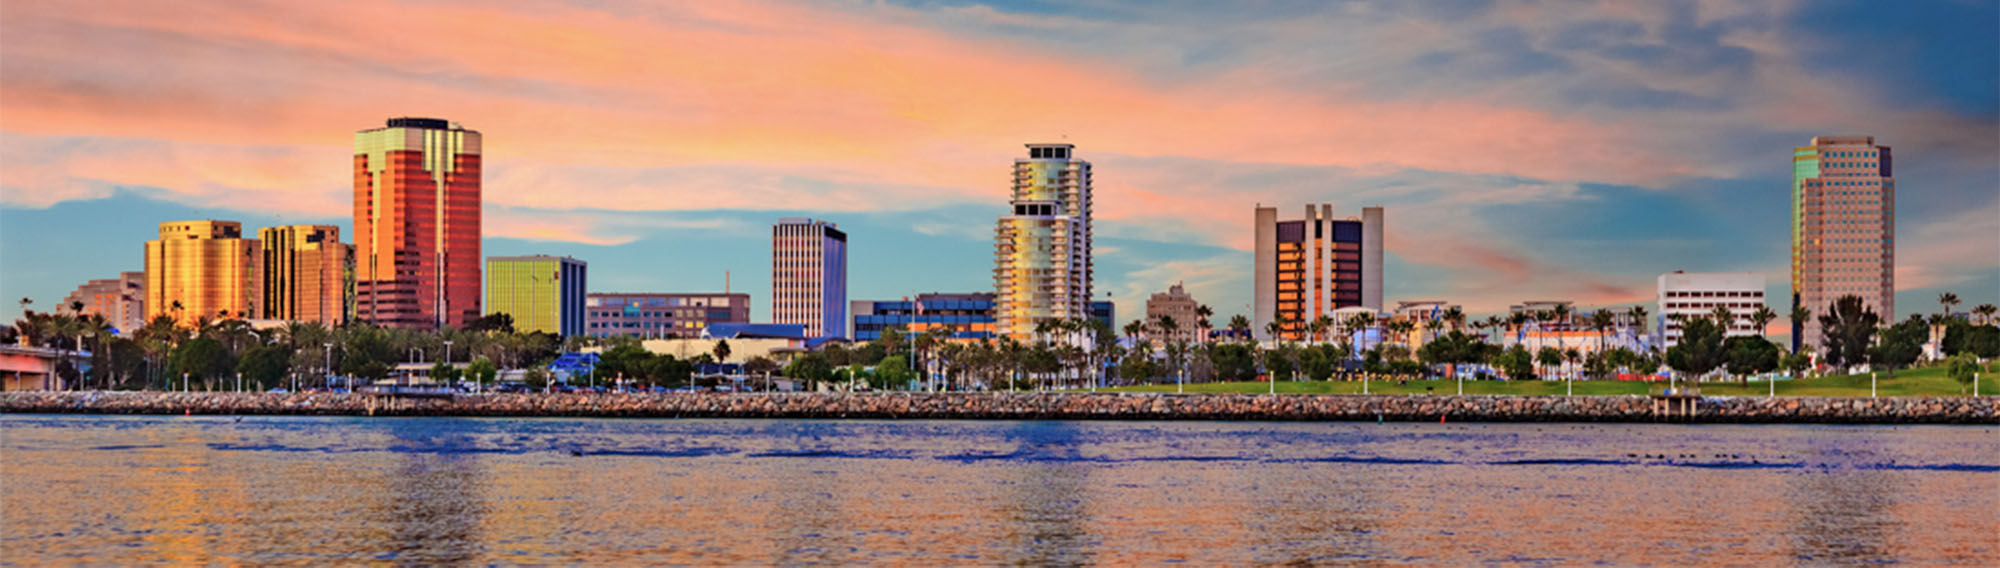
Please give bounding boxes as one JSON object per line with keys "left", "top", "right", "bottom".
{"left": 353, "top": 117, "right": 482, "bottom": 329}
{"left": 1145, "top": 283, "right": 1202, "bottom": 344}
{"left": 1253, "top": 204, "right": 1384, "bottom": 340}
{"left": 1791, "top": 135, "right": 1894, "bottom": 350}
{"left": 995, "top": 143, "right": 1093, "bottom": 342}
{"left": 259, "top": 225, "right": 350, "bottom": 326}
{"left": 850, "top": 292, "right": 998, "bottom": 342}
{"left": 586, "top": 292, "right": 749, "bottom": 339}
{"left": 60, "top": 272, "right": 145, "bottom": 333}
{"left": 486, "top": 255, "right": 587, "bottom": 336}
{"left": 772, "top": 218, "right": 847, "bottom": 338}
{"left": 144, "top": 220, "right": 261, "bottom": 325}
{"left": 1658, "top": 271, "right": 1766, "bottom": 347}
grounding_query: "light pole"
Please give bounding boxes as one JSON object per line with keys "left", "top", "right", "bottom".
{"left": 1871, "top": 371, "right": 1877, "bottom": 398}
{"left": 323, "top": 343, "right": 333, "bottom": 390}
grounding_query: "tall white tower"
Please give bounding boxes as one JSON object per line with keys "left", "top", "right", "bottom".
{"left": 995, "top": 143, "right": 1093, "bottom": 341}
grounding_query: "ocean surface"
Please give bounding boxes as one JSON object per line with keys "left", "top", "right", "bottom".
{"left": 2, "top": 415, "right": 1995, "bottom": 565}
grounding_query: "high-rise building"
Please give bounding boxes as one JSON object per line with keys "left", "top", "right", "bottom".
{"left": 486, "top": 255, "right": 586, "bottom": 336}
{"left": 1791, "top": 136, "right": 1894, "bottom": 350}
{"left": 144, "top": 220, "right": 261, "bottom": 326}
{"left": 1253, "top": 204, "right": 1383, "bottom": 340}
{"left": 60, "top": 271, "right": 145, "bottom": 333}
{"left": 772, "top": 218, "right": 847, "bottom": 338}
{"left": 586, "top": 292, "right": 749, "bottom": 339}
{"left": 1145, "top": 283, "right": 1202, "bottom": 344}
{"left": 353, "top": 117, "right": 482, "bottom": 329}
{"left": 259, "top": 225, "right": 350, "bottom": 325}
{"left": 1658, "top": 271, "right": 1766, "bottom": 347}
{"left": 995, "top": 143, "right": 1093, "bottom": 341}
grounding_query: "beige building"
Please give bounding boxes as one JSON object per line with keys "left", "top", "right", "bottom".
{"left": 995, "top": 143, "right": 1093, "bottom": 341}
{"left": 145, "top": 220, "right": 261, "bottom": 326}
{"left": 61, "top": 272, "right": 146, "bottom": 333}
{"left": 1791, "top": 135, "right": 1894, "bottom": 350}
{"left": 260, "top": 225, "right": 350, "bottom": 325}
{"left": 1144, "top": 283, "right": 1202, "bottom": 344}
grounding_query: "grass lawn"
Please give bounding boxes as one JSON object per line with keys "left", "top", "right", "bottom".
{"left": 1102, "top": 364, "right": 1997, "bottom": 397}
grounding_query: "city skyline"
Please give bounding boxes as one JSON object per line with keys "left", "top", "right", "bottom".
{"left": 3, "top": 1, "right": 1997, "bottom": 329}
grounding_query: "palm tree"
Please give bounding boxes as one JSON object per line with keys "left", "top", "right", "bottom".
{"left": 1711, "top": 305, "right": 1736, "bottom": 336}
{"left": 1350, "top": 312, "right": 1377, "bottom": 352}
{"left": 1444, "top": 307, "right": 1466, "bottom": 333}
{"left": 1552, "top": 304, "right": 1572, "bottom": 331}
{"left": 1590, "top": 309, "right": 1614, "bottom": 355}
{"left": 1938, "top": 292, "right": 1961, "bottom": 320}
{"left": 1263, "top": 319, "right": 1285, "bottom": 381}
{"left": 1194, "top": 305, "right": 1214, "bottom": 344}
{"left": 1155, "top": 316, "right": 1179, "bottom": 348}
{"left": 1227, "top": 314, "right": 1251, "bottom": 343}
{"left": 1975, "top": 304, "right": 1999, "bottom": 326}
{"left": 1750, "top": 306, "right": 1778, "bottom": 339}
{"left": 1307, "top": 315, "right": 1331, "bottom": 345}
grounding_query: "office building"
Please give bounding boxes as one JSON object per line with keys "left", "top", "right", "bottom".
{"left": 1145, "top": 283, "right": 1202, "bottom": 343}
{"left": 851, "top": 292, "right": 999, "bottom": 342}
{"left": 60, "top": 272, "right": 145, "bottom": 333}
{"left": 586, "top": 293, "right": 749, "bottom": 339}
{"left": 1253, "top": 204, "right": 1383, "bottom": 340}
{"left": 1659, "top": 271, "right": 1766, "bottom": 347}
{"left": 995, "top": 143, "right": 1093, "bottom": 341}
{"left": 772, "top": 218, "right": 847, "bottom": 338}
{"left": 1791, "top": 135, "right": 1894, "bottom": 350}
{"left": 1089, "top": 301, "right": 1115, "bottom": 331}
{"left": 259, "top": 225, "right": 350, "bottom": 325}
{"left": 144, "top": 220, "right": 261, "bottom": 325}
{"left": 486, "top": 255, "right": 587, "bottom": 336}
{"left": 354, "top": 117, "right": 482, "bottom": 329}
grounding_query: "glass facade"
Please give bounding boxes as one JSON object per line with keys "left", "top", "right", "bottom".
{"left": 851, "top": 293, "right": 999, "bottom": 341}
{"left": 259, "top": 225, "right": 349, "bottom": 325}
{"left": 354, "top": 118, "right": 482, "bottom": 330}
{"left": 145, "top": 220, "right": 261, "bottom": 326}
{"left": 486, "top": 256, "right": 586, "bottom": 336}
{"left": 994, "top": 144, "right": 1093, "bottom": 341}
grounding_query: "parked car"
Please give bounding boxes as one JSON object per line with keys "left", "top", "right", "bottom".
{"left": 267, "top": 388, "right": 289, "bottom": 394}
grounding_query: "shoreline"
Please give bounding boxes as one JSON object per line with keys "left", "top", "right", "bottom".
{"left": 4, "top": 391, "right": 1995, "bottom": 424}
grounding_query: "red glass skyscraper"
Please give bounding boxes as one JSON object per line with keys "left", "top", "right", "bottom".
{"left": 353, "top": 117, "right": 482, "bottom": 329}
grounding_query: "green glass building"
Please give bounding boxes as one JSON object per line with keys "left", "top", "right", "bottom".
{"left": 485, "top": 255, "right": 587, "bottom": 336}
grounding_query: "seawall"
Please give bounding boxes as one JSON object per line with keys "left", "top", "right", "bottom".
{"left": 4, "top": 391, "right": 1997, "bottom": 424}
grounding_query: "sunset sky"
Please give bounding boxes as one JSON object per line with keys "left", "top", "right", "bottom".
{"left": 2, "top": 0, "right": 1995, "bottom": 329}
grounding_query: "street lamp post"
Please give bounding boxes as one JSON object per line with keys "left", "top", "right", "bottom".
{"left": 323, "top": 343, "right": 333, "bottom": 390}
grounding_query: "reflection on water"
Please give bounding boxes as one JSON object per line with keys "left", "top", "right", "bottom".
{"left": 3, "top": 416, "right": 1995, "bottom": 565}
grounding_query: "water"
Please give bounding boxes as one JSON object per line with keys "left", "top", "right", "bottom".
{"left": 3, "top": 415, "right": 1995, "bottom": 565}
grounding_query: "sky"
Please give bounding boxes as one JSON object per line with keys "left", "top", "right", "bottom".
{"left": 2, "top": 0, "right": 1997, "bottom": 331}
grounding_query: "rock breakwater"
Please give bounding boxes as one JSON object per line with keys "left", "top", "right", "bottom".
{"left": 4, "top": 391, "right": 1996, "bottom": 424}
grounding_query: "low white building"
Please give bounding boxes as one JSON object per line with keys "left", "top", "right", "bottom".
{"left": 1658, "top": 271, "right": 1765, "bottom": 347}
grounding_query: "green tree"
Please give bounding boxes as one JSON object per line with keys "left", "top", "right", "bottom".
{"left": 874, "top": 355, "right": 915, "bottom": 390}
{"left": 711, "top": 339, "right": 733, "bottom": 363}
{"left": 1723, "top": 336, "right": 1781, "bottom": 380}
{"left": 783, "top": 353, "right": 835, "bottom": 386}
{"left": 167, "top": 337, "right": 233, "bottom": 387}
{"left": 1945, "top": 353, "right": 1984, "bottom": 394}
{"left": 236, "top": 344, "right": 292, "bottom": 389}
{"left": 1665, "top": 315, "right": 1726, "bottom": 380}
{"left": 1536, "top": 346, "right": 1563, "bottom": 379}
{"left": 429, "top": 359, "right": 462, "bottom": 385}
{"left": 1491, "top": 346, "right": 1535, "bottom": 381}
{"left": 1818, "top": 295, "right": 1880, "bottom": 369}
{"left": 1869, "top": 314, "right": 1927, "bottom": 376}
{"left": 467, "top": 358, "right": 499, "bottom": 386}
